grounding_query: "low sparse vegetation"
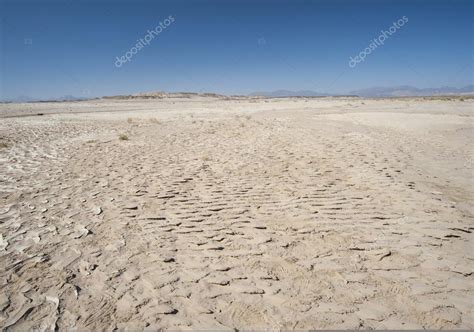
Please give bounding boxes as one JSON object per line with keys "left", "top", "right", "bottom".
{"left": 118, "top": 133, "right": 129, "bottom": 141}
{"left": 0, "top": 142, "right": 8, "bottom": 149}
{"left": 149, "top": 117, "right": 161, "bottom": 124}
{"left": 127, "top": 117, "right": 134, "bottom": 124}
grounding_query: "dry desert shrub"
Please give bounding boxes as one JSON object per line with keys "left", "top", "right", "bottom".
{"left": 118, "top": 133, "right": 129, "bottom": 141}
{"left": 127, "top": 117, "right": 134, "bottom": 124}
{"left": 0, "top": 142, "right": 8, "bottom": 149}
{"left": 149, "top": 117, "right": 161, "bottom": 124}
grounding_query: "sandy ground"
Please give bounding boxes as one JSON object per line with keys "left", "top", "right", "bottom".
{"left": 0, "top": 97, "right": 473, "bottom": 330}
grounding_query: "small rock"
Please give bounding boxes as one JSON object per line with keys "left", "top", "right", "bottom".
{"left": 94, "top": 207, "right": 102, "bottom": 215}
{"left": 73, "top": 285, "right": 80, "bottom": 299}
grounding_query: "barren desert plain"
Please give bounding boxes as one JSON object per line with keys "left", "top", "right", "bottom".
{"left": 0, "top": 95, "right": 473, "bottom": 330}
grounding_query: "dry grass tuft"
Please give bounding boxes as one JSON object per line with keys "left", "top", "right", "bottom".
{"left": 118, "top": 133, "right": 129, "bottom": 141}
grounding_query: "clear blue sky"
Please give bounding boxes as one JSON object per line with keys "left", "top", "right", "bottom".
{"left": 1, "top": 0, "right": 473, "bottom": 99}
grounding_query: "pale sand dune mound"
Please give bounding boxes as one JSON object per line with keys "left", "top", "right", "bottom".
{"left": 0, "top": 98, "right": 472, "bottom": 329}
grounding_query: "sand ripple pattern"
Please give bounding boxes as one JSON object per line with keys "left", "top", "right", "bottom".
{"left": 0, "top": 109, "right": 472, "bottom": 330}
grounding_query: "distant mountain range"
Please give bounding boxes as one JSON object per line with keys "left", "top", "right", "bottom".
{"left": 349, "top": 85, "right": 474, "bottom": 97}
{"left": 2, "top": 85, "right": 473, "bottom": 102}
{"left": 249, "top": 85, "right": 474, "bottom": 98}
{"left": 1, "top": 95, "right": 90, "bottom": 103}
{"left": 248, "top": 90, "right": 332, "bottom": 97}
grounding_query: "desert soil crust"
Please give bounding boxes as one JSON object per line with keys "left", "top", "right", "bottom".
{"left": 0, "top": 97, "right": 473, "bottom": 329}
